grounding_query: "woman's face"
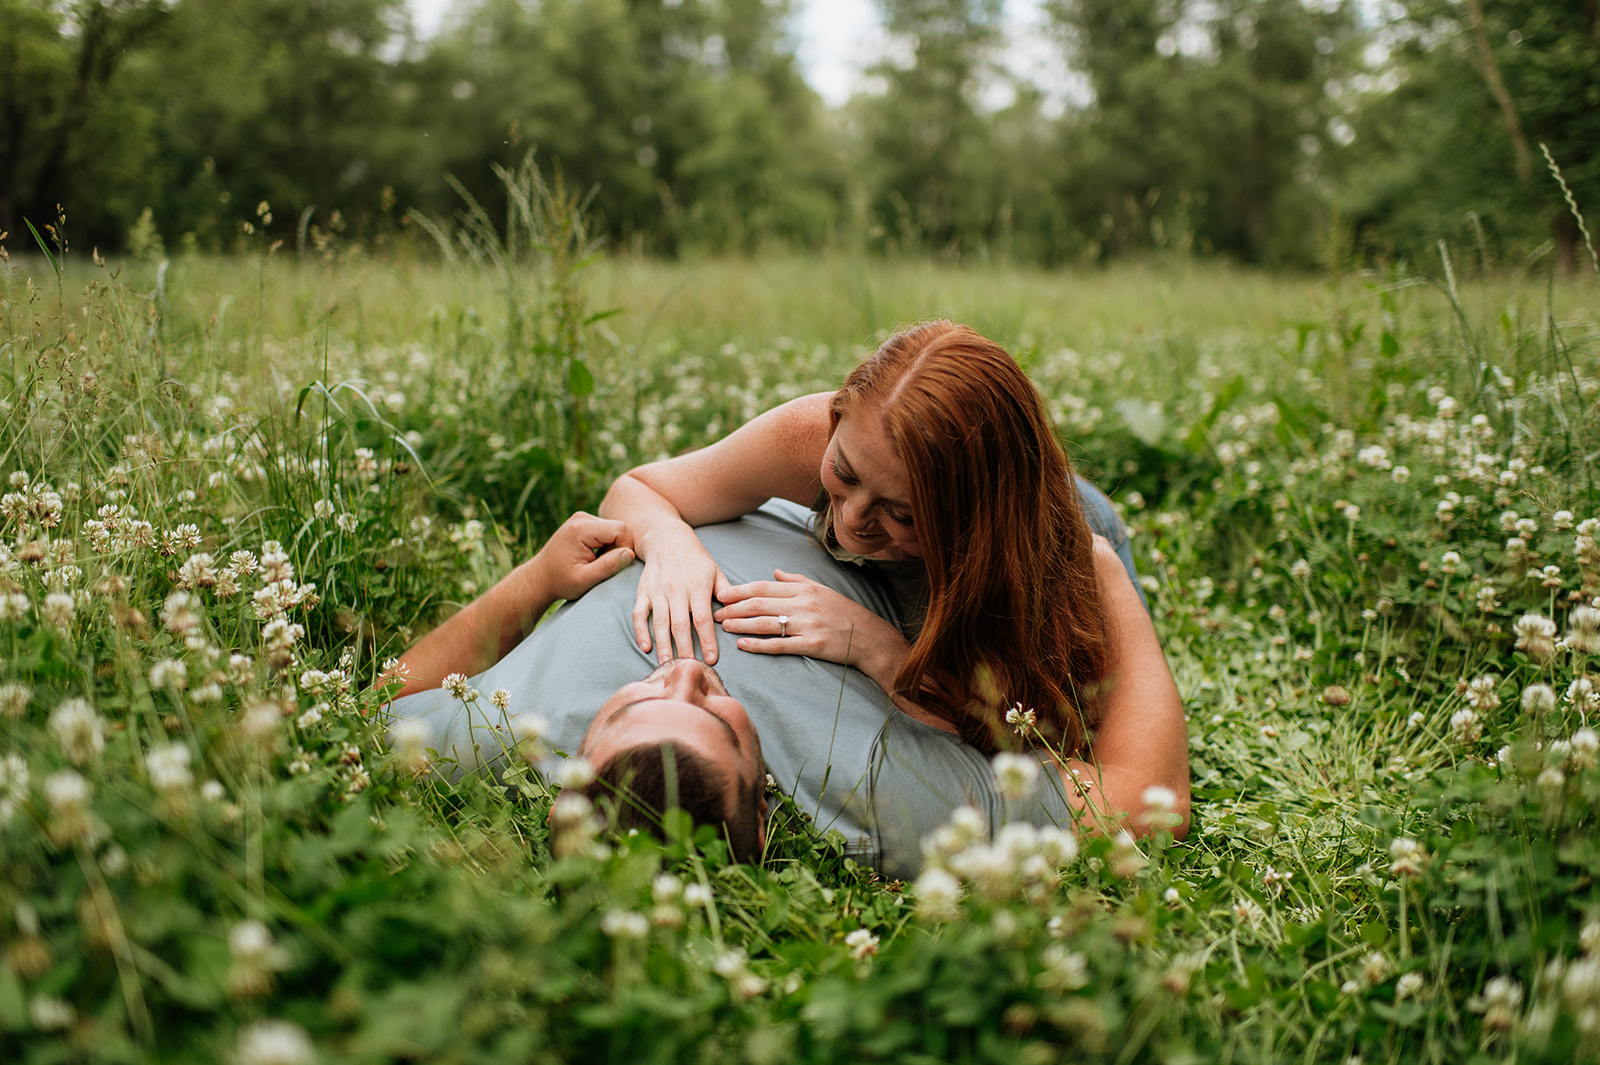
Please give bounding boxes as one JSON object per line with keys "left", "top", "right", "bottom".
{"left": 819, "top": 405, "right": 924, "bottom": 561}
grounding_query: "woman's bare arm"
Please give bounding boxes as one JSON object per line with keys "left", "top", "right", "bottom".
{"left": 599, "top": 392, "right": 834, "bottom": 663}
{"left": 1055, "top": 540, "right": 1191, "bottom": 839}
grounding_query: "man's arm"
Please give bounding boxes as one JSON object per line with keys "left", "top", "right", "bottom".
{"left": 390, "top": 513, "right": 634, "bottom": 699}
{"left": 1055, "top": 540, "right": 1191, "bottom": 838}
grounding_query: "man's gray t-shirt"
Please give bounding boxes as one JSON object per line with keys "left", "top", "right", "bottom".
{"left": 391, "top": 489, "right": 1138, "bottom": 879}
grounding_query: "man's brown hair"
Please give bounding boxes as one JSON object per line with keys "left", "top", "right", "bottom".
{"left": 582, "top": 741, "right": 763, "bottom": 862}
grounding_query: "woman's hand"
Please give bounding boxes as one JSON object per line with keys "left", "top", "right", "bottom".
{"left": 530, "top": 512, "right": 636, "bottom": 603}
{"left": 631, "top": 525, "right": 732, "bottom": 664}
{"left": 714, "top": 569, "right": 910, "bottom": 687}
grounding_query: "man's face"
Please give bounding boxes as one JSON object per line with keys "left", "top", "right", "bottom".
{"left": 578, "top": 657, "right": 766, "bottom": 819}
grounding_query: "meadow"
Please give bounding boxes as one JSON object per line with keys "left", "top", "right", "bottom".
{"left": 2, "top": 197, "right": 1600, "bottom": 1064}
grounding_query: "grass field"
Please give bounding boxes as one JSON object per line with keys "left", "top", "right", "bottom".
{"left": 3, "top": 217, "right": 1600, "bottom": 1063}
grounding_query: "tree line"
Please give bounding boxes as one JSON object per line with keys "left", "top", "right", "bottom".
{"left": 3, "top": 0, "right": 1595, "bottom": 269}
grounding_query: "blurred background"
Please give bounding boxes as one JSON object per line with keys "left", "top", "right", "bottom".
{"left": 2, "top": 0, "right": 1595, "bottom": 270}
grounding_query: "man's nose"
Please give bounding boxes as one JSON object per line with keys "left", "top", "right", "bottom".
{"left": 659, "top": 658, "right": 710, "bottom": 698}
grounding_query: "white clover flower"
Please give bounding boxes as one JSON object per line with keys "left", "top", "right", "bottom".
{"left": 1475, "top": 584, "right": 1500, "bottom": 612}
{"left": 491, "top": 688, "right": 511, "bottom": 711}
{"left": 48, "top": 698, "right": 104, "bottom": 764}
{"left": 511, "top": 713, "right": 549, "bottom": 763}
{"left": 1362, "top": 951, "right": 1391, "bottom": 984}
{"left": 1514, "top": 614, "right": 1557, "bottom": 660}
{"left": 1391, "top": 465, "right": 1410, "bottom": 484}
{"left": 1164, "top": 887, "right": 1182, "bottom": 906}
{"left": 683, "top": 882, "right": 713, "bottom": 908}
{"left": 29, "top": 995, "right": 76, "bottom": 1031}
{"left": 1290, "top": 559, "right": 1312, "bottom": 580}
{"left": 1005, "top": 703, "right": 1036, "bottom": 731}
{"left": 390, "top": 720, "right": 431, "bottom": 775}
{"left": 1038, "top": 945, "right": 1090, "bottom": 990}
{"left": 149, "top": 658, "right": 188, "bottom": 692}
{"left": 600, "top": 909, "right": 649, "bottom": 939}
{"left": 235, "top": 1019, "right": 315, "bottom": 1065}
{"left": 1465, "top": 676, "right": 1501, "bottom": 711}
{"left": 1537, "top": 766, "right": 1565, "bottom": 791}
{"left": 1522, "top": 684, "right": 1557, "bottom": 716}
{"left": 1232, "top": 897, "right": 1264, "bottom": 926}
{"left": 1395, "top": 972, "right": 1424, "bottom": 999}
{"left": 1570, "top": 676, "right": 1600, "bottom": 713}
{"left": 1572, "top": 729, "right": 1599, "bottom": 770}
{"left": 202, "top": 779, "right": 227, "bottom": 802}
{"left": 0, "top": 682, "right": 31, "bottom": 719}
{"left": 1541, "top": 565, "right": 1563, "bottom": 588}
{"left": 146, "top": 743, "right": 193, "bottom": 793}
{"left": 40, "top": 591, "right": 75, "bottom": 629}
{"left": 1450, "top": 708, "right": 1483, "bottom": 744}
{"left": 312, "top": 499, "right": 334, "bottom": 520}
{"left": 1439, "top": 551, "right": 1462, "bottom": 574}
{"left": 241, "top": 700, "right": 282, "bottom": 743}
{"left": 442, "top": 673, "right": 476, "bottom": 703}
{"left": 179, "top": 552, "right": 219, "bottom": 589}
{"left": 1568, "top": 606, "right": 1600, "bottom": 655}
{"left": 990, "top": 751, "right": 1040, "bottom": 802}
{"left": 0, "top": 753, "right": 30, "bottom": 827}
{"left": 1406, "top": 711, "right": 1425, "bottom": 730}
{"left": 651, "top": 874, "right": 684, "bottom": 904}
{"left": 845, "top": 928, "right": 880, "bottom": 960}
{"left": 1389, "top": 837, "right": 1425, "bottom": 878}
{"left": 1142, "top": 784, "right": 1178, "bottom": 813}
{"left": 554, "top": 756, "right": 594, "bottom": 790}
{"left": 1342, "top": 504, "right": 1361, "bottom": 523}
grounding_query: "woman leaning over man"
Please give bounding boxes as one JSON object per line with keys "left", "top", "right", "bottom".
{"left": 600, "top": 320, "right": 1189, "bottom": 836}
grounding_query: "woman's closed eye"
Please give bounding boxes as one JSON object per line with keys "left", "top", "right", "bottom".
{"left": 828, "top": 458, "right": 858, "bottom": 486}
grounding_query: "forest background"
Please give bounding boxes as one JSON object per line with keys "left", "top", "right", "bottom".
{"left": 4, "top": 0, "right": 1598, "bottom": 272}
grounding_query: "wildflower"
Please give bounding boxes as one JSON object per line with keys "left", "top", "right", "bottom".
{"left": 1568, "top": 606, "right": 1600, "bottom": 655}
{"left": 1005, "top": 703, "right": 1036, "bottom": 731}
{"left": 228, "top": 920, "right": 290, "bottom": 997}
{"left": 0, "top": 753, "right": 29, "bottom": 827}
{"left": 1570, "top": 676, "right": 1600, "bottom": 713}
{"left": 490, "top": 688, "right": 511, "bottom": 711}
{"left": 1290, "top": 559, "right": 1312, "bottom": 580}
{"left": 1395, "top": 972, "right": 1424, "bottom": 999}
{"left": 1322, "top": 685, "right": 1352, "bottom": 707}
{"left": 1465, "top": 676, "right": 1500, "bottom": 711}
{"left": 1537, "top": 766, "right": 1565, "bottom": 791}
{"left": 48, "top": 698, "right": 104, "bottom": 764}
{"left": 1109, "top": 830, "right": 1146, "bottom": 878}
{"left": 234, "top": 1019, "right": 316, "bottom": 1065}
{"left": 296, "top": 705, "right": 323, "bottom": 730}
{"left": 1469, "top": 975, "right": 1523, "bottom": 1031}
{"left": 442, "top": 673, "right": 476, "bottom": 702}
{"left": 178, "top": 552, "right": 219, "bottom": 589}
{"left": 1522, "top": 684, "right": 1557, "bottom": 716}
{"left": 44, "top": 769, "right": 95, "bottom": 845}
{"left": 912, "top": 867, "right": 961, "bottom": 920}
{"left": 1541, "top": 565, "right": 1563, "bottom": 588}
{"left": 554, "top": 756, "right": 594, "bottom": 790}
{"left": 1342, "top": 504, "right": 1361, "bottom": 523}
{"left": 1450, "top": 708, "right": 1483, "bottom": 744}
{"left": 1440, "top": 551, "right": 1462, "bottom": 574}
{"left": 1572, "top": 728, "right": 1598, "bottom": 769}
{"left": 313, "top": 500, "right": 334, "bottom": 520}
{"left": 1475, "top": 584, "right": 1500, "bottom": 613}
{"left": 240, "top": 700, "right": 282, "bottom": 745}
{"left": 1038, "top": 945, "right": 1090, "bottom": 990}
{"left": 1164, "top": 887, "right": 1182, "bottom": 907}
{"left": 1362, "top": 951, "right": 1390, "bottom": 984}
{"left": 683, "top": 882, "right": 713, "bottom": 908}
{"left": 202, "top": 779, "right": 227, "bottom": 802}
{"left": 845, "top": 928, "right": 880, "bottom": 960}
{"left": 1389, "top": 837, "right": 1425, "bottom": 877}
{"left": 146, "top": 743, "right": 193, "bottom": 793}
{"left": 991, "top": 751, "right": 1040, "bottom": 802}
{"left": 1233, "top": 897, "right": 1265, "bottom": 926}
{"left": 30, "top": 995, "right": 76, "bottom": 1031}
{"left": 0, "top": 591, "right": 27, "bottom": 622}
{"left": 40, "top": 591, "right": 75, "bottom": 629}
{"left": 548, "top": 791, "right": 604, "bottom": 859}
{"left": 511, "top": 713, "right": 548, "bottom": 763}
{"left": 1513, "top": 614, "right": 1557, "bottom": 660}
{"left": 1262, "top": 866, "right": 1294, "bottom": 891}
{"left": 150, "top": 658, "right": 188, "bottom": 692}
{"left": 1406, "top": 711, "right": 1425, "bottom": 729}
{"left": 600, "top": 909, "right": 649, "bottom": 939}
{"left": 391, "top": 720, "right": 431, "bottom": 775}
{"left": 1391, "top": 465, "right": 1410, "bottom": 484}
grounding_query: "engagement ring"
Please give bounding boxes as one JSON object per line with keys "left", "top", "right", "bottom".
{"left": 778, "top": 615, "right": 790, "bottom": 637}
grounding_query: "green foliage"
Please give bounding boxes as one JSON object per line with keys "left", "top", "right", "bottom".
{"left": 3, "top": 206, "right": 1600, "bottom": 1061}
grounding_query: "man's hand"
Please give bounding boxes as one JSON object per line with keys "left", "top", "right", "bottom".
{"left": 533, "top": 512, "right": 636, "bottom": 603}
{"left": 388, "top": 512, "right": 634, "bottom": 700}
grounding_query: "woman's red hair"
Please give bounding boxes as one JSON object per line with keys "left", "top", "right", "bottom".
{"left": 831, "top": 321, "right": 1112, "bottom": 755}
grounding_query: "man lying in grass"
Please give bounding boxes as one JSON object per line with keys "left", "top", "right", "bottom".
{"left": 388, "top": 494, "right": 1187, "bottom": 875}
